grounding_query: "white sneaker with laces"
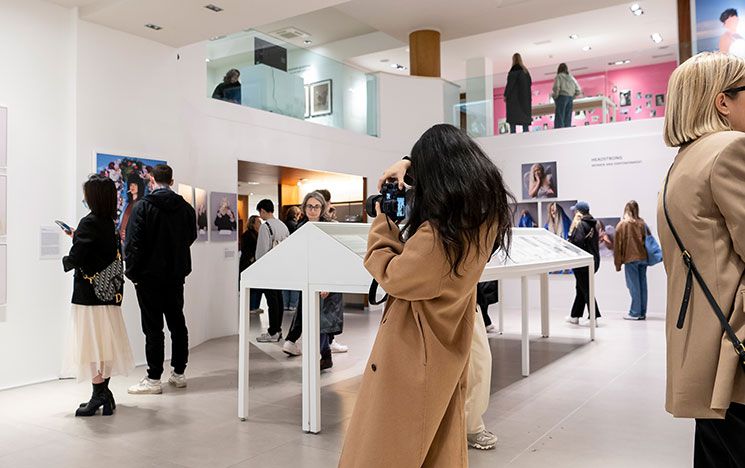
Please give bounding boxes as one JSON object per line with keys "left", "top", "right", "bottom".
{"left": 330, "top": 341, "right": 348, "bottom": 353}
{"left": 128, "top": 377, "right": 162, "bottom": 395}
{"left": 168, "top": 372, "right": 187, "bottom": 388}
{"left": 565, "top": 316, "right": 579, "bottom": 325}
{"left": 485, "top": 324, "right": 498, "bottom": 334}
{"left": 282, "top": 340, "right": 302, "bottom": 356}
{"left": 467, "top": 430, "right": 498, "bottom": 450}
{"left": 257, "top": 332, "right": 282, "bottom": 343}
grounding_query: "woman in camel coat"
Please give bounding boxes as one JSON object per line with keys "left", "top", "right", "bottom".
{"left": 339, "top": 124, "right": 514, "bottom": 467}
{"left": 660, "top": 52, "right": 745, "bottom": 465}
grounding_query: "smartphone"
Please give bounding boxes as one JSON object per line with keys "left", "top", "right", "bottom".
{"left": 55, "top": 220, "right": 73, "bottom": 235}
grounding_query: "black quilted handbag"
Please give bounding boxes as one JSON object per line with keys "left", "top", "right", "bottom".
{"left": 82, "top": 249, "right": 124, "bottom": 304}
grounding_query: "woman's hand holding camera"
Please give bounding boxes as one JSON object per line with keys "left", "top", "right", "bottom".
{"left": 378, "top": 159, "right": 411, "bottom": 190}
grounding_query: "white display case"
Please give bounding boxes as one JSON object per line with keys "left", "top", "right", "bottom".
{"left": 239, "top": 224, "right": 595, "bottom": 433}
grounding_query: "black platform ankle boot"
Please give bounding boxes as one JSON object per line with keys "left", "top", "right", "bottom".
{"left": 320, "top": 351, "right": 333, "bottom": 371}
{"left": 79, "top": 378, "right": 115, "bottom": 410}
{"left": 75, "top": 381, "right": 113, "bottom": 417}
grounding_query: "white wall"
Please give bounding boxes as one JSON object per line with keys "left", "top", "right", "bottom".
{"left": 0, "top": 0, "right": 75, "bottom": 389}
{"left": 478, "top": 118, "right": 677, "bottom": 316}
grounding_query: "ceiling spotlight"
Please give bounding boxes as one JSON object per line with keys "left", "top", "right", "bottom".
{"left": 609, "top": 59, "right": 632, "bottom": 66}
{"left": 204, "top": 4, "right": 223, "bottom": 12}
{"left": 651, "top": 32, "right": 663, "bottom": 43}
{"left": 304, "top": 39, "right": 312, "bottom": 45}
{"left": 145, "top": 24, "right": 163, "bottom": 31}
{"left": 582, "top": 45, "right": 592, "bottom": 51}
{"left": 569, "top": 34, "right": 579, "bottom": 40}
{"left": 210, "top": 35, "right": 226, "bottom": 41}
{"left": 390, "top": 63, "right": 407, "bottom": 71}
{"left": 630, "top": 3, "right": 644, "bottom": 15}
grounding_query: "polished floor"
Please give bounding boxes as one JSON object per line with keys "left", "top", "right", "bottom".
{"left": 0, "top": 301, "right": 692, "bottom": 467}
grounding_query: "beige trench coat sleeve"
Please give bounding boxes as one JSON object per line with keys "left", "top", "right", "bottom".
{"left": 364, "top": 216, "right": 448, "bottom": 302}
{"left": 712, "top": 141, "right": 745, "bottom": 263}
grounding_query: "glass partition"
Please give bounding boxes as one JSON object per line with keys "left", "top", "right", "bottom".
{"left": 451, "top": 45, "right": 679, "bottom": 138}
{"left": 207, "top": 30, "right": 379, "bottom": 137}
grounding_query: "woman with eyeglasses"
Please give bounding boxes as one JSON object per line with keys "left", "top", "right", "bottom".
{"left": 660, "top": 52, "right": 745, "bottom": 466}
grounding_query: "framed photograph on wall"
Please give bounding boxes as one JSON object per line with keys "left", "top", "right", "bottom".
{"left": 619, "top": 90, "right": 632, "bottom": 107}
{"left": 310, "top": 79, "right": 332, "bottom": 117}
{"left": 655, "top": 94, "right": 665, "bottom": 106}
{"left": 195, "top": 187, "right": 208, "bottom": 242}
{"left": 511, "top": 202, "right": 539, "bottom": 228}
{"left": 210, "top": 191, "right": 238, "bottom": 242}
{"left": 521, "top": 162, "right": 558, "bottom": 200}
{"left": 178, "top": 184, "right": 195, "bottom": 208}
{"left": 596, "top": 217, "right": 621, "bottom": 259}
{"left": 304, "top": 85, "right": 310, "bottom": 118}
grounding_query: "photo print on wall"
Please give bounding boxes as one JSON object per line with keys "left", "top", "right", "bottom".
{"left": 522, "top": 162, "right": 558, "bottom": 200}
{"left": 544, "top": 200, "right": 577, "bottom": 274}
{"left": 596, "top": 217, "right": 621, "bottom": 259}
{"left": 210, "top": 191, "right": 238, "bottom": 242}
{"left": 310, "top": 79, "right": 332, "bottom": 117}
{"left": 619, "top": 90, "right": 632, "bottom": 107}
{"left": 195, "top": 188, "right": 208, "bottom": 242}
{"left": 178, "top": 184, "right": 195, "bottom": 208}
{"left": 511, "top": 202, "right": 539, "bottom": 228}
{"left": 96, "top": 153, "right": 167, "bottom": 244}
{"left": 692, "top": 0, "right": 745, "bottom": 56}
{"left": 655, "top": 94, "right": 666, "bottom": 106}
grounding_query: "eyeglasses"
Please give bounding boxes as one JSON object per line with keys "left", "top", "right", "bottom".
{"left": 724, "top": 85, "right": 745, "bottom": 95}
{"left": 306, "top": 205, "right": 322, "bottom": 211}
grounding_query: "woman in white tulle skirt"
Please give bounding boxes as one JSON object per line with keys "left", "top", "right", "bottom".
{"left": 62, "top": 174, "right": 134, "bottom": 416}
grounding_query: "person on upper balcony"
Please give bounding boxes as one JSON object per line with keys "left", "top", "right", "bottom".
{"left": 212, "top": 69, "right": 241, "bottom": 105}
{"left": 552, "top": 63, "right": 582, "bottom": 129}
{"left": 504, "top": 53, "right": 532, "bottom": 134}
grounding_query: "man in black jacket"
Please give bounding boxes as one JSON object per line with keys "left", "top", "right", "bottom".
{"left": 125, "top": 164, "right": 197, "bottom": 395}
{"left": 566, "top": 201, "right": 601, "bottom": 324}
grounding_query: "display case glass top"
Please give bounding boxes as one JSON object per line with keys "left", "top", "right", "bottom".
{"left": 310, "top": 222, "right": 371, "bottom": 259}
{"left": 489, "top": 228, "right": 590, "bottom": 267}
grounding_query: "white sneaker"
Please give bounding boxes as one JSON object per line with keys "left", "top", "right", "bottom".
{"left": 128, "top": 377, "right": 162, "bottom": 395}
{"left": 282, "top": 340, "right": 302, "bottom": 356}
{"left": 467, "top": 430, "right": 498, "bottom": 450}
{"left": 485, "top": 324, "right": 498, "bottom": 334}
{"left": 250, "top": 308, "right": 264, "bottom": 314}
{"left": 565, "top": 316, "right": 579, "bottom": 325}
{"left": 330, "top": 341, "right": 348, "bottom": 353}
{"left": 168, "top": 372, "right": 187, "bottom": 388}
{"left": 257, "top": 332, "right": 282, "bottom": 343}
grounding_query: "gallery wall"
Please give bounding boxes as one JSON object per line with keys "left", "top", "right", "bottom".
{"left": 480, "top": 117, "right": 677, "bottom": 316}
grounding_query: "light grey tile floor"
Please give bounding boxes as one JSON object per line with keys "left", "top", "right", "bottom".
{"left": 0, "top": 304, "right": 692, "bottom": 467}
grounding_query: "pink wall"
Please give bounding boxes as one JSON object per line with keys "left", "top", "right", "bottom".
{"left": 493, "top": 61, "right": 677, "bottom": 133}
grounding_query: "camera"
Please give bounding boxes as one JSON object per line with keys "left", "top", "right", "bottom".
{"left": 366, "top": 181, "right": 408, "bottom": 222}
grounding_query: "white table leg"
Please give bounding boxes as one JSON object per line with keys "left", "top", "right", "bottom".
{"left": 521, "top": 277, "right": 530, "bottom": 377}
{"left": 498, "top": 280, "right": 504, "bottom": 334}
{"left": 238, "top": 286, "right": 250, "bottom": 421}
{"left": 589, "top": 266, "right": 597, "bottom": 341}
{"left": 540, "top": 273, "right": 549, "bottom": 338}
{"left": 302, "top": 289, "right": 321, "bottom": 433}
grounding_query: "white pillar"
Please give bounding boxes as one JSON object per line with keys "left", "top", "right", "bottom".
{"left": 465, "top": 57, "right": 494, "bottom": 137}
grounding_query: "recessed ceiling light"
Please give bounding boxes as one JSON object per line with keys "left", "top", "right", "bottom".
{"left": 210, "top": 35, "right": 226, "bottom": 41}
{"left": 569, "top": 34, "right": 579, "bottom": 40}
{"left": 304, "top": 39, "right": 312, "bottom": 45}
{"left": 390, "top": 63, "right": 407, "bottom": 71}
{"left": 204, "top": 4, "right": 223, "bottom": 12}
{"left": 205, "top": 58, "right": 210, "bottom": 62}
{"left": 582, "top": 45, "right": 592, "bottom": 51}
{"left": 609, "top": 59, "right": 632, "bottom": 66}
{"left": 651, "top": 32, "right": 663, "bottom": 43}
{"left": 630, "top": 3, "right": 644, "bottom": 15}
{"left": 145, "top": 24, "right": 163, "bottom": 31}
{"left": 246, "top": 181, "right": 260, "bottom": 185}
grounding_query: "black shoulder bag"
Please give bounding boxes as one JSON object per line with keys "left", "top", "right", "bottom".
{"left": 663, "top": 164, "right": 745, "bottom": 372}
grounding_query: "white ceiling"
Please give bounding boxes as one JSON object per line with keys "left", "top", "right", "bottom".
{"left": 257, "top": 7, "right": 376, "bottom": 49}
{"left": 46, "top": 0, "right": 350, "bottom": 47}
{"left": 346, "top": 0, "right": 678, "bottom": 83}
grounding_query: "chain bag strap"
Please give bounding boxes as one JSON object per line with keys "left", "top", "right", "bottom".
{"left": 663, "top": 163, "right": 745, "bottom": 372}
{"left": 81, "top": 239, "right": 124, "bottom": 304}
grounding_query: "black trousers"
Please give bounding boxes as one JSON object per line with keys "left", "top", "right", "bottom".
{"left": 695, "top": 402, "right": 745, "bottom": 467}
{"left": 263, "top": 289, "right": 284, "bottom": 336}
{"left": 135, "top": 282, "right": 188, "bottom": 380}
{"left": 570, "top": 266, "right": 601, "bottom": 318}
{"left": 285, "top": 293, "right": 303, "bottom": 343}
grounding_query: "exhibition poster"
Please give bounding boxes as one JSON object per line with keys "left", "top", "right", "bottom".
{"left": 210, "top": 191, "right": 238, "bottom": 242}
{"left": 195, "top": 188, "right": 209, "bottom": 242}
{"left": 693, "top": 1, "right": 745, "bottom": 56}
{"left": 96, "top": 153, "right": 167, "bottom": 242}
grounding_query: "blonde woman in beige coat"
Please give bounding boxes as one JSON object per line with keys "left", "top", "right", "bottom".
{"left": 660, "top": 52, "right": 745, "bottom": 466}
{"left": 339, "top": 124, "right": 514, "bottom": 467}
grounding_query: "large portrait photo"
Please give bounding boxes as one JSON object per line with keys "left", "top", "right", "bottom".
{"left": 693, "top": 1, "right": 745, "bottom": 56}
{"left": 521, "top": 162, "right": 558, "bottom": 200}
{"left": 96, "top": 153, "right": 167, "bottom": 244}
{"left": 195, "top": 187, "right": 209, "bottom": 242}
{"left": 210, "top": 192, "right": 238, "bottom": 242}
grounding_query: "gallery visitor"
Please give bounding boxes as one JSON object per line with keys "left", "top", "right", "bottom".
{"left": 338, "top": 123, "right": 514, "bottom": 467}
{"left": 255, "top": 199, "right": 289, "bottom": 343}
{"left": 504, "top": 53, "right": 532, "bottom": 134}
{"left": 239, "top": 215, "right": 265, "bottom": 314}
{"left": 62, "top": 174, "right": 134, "bottom": 417}
{"left": 125, "top": 164, "right": 197, "bottom": 395}
{"left": 212, "top": 68, "right": 241, "bottom": 104}
{"left": 566, "top": 201, "right": 601, "bottom": 324}
{"left": 283, "top": 205, "right": 302, "bottom": 234}
{"left": 552, "top": 63, "right": 582, "bottom": 129}
{"left": 613, "top": 201, "right": 649, "bottom": 321}
{"left": 660, "top": 51, "right": 745, "bottom": 466}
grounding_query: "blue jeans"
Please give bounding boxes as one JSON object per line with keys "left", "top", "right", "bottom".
{"left": 250, "top": 289, "right": 263, "bottom": 310}
{"left": 283, "top": 290, "right": 300, "bottom": 309}
{"left": 624, "top": 261, "right": 648, "bottom": 317}
{"left": 554, "top": 95, "right": 574, "bottom": 128}
{"left": 320, "top": 333, "right": 331, "bottom": 356}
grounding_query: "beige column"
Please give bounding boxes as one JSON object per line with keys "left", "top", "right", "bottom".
{"left": 409, "top": 30, "right": 441, "bottom": 78}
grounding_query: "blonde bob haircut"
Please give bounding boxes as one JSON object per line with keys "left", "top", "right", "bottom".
{"left": 664, "top": 52, "right": 745, "bottom": 147}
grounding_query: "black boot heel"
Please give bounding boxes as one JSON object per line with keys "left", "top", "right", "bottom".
{"left": 75, "top": 381, "right": 108, "bottom": 417}
{"left": 101, "top": 397, "right": 114, "bottom": 416}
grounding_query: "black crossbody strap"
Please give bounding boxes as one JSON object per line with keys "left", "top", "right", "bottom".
{"left": 663, "top": 163, "right": 745, "bottom": 371}
{"left": 368, "top": 279, "right": 388, "bottom": 306}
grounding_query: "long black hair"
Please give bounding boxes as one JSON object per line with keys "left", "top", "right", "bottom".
{"left": 403, "top": 124, "right": 515, "bottom": 276}
{"left": 83, "top": 174, "right": 117, "bottom": 220}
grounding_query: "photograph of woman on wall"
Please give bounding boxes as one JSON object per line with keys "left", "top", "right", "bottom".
{"left": 522, "top": 162, "right": 558, "bottom": 199}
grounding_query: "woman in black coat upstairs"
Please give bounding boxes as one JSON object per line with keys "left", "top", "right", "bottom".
{"left": 504, "top": 53, "right": 533, "bottom": 134}
{"left": 62, "top": 175, "right": 135, "bottom": 416}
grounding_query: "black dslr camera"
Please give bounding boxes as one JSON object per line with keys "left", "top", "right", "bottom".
{"left": 365, "top": 181, "right": 408, "bottom": 222}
